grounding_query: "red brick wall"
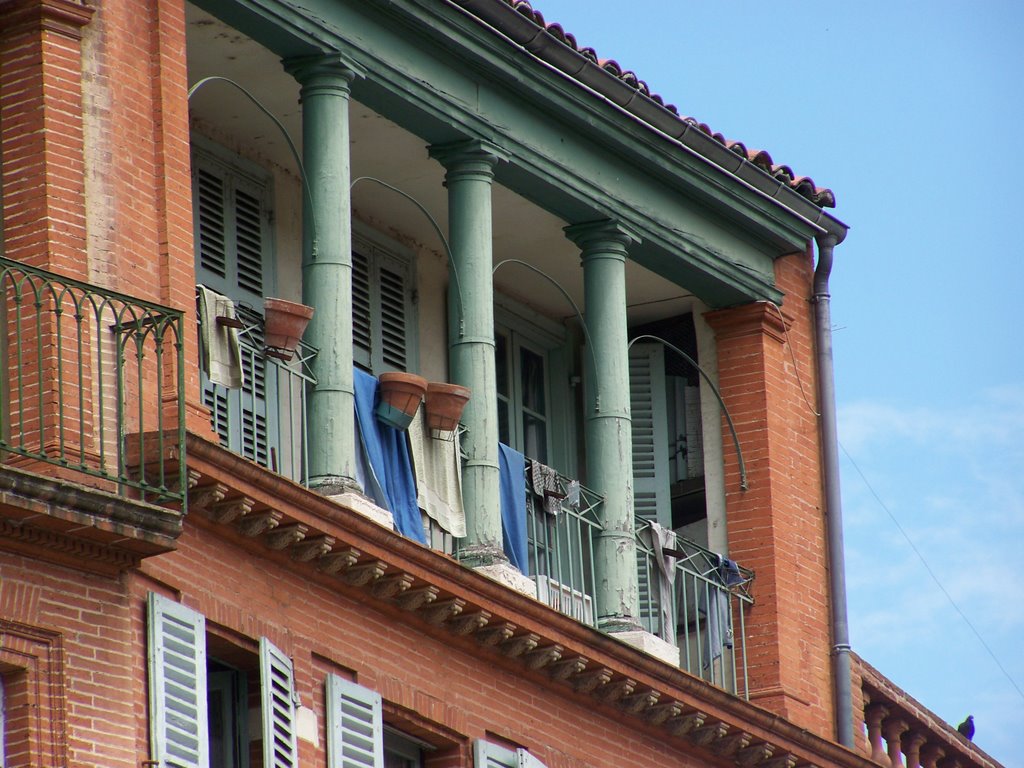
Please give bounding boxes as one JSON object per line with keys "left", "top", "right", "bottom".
{"left": 1, "top": 530, "right": 722, "bottom": 768}
{"left": 0, "top": 0, "right": 215, "bottom": 437}
{"left": 707, "top": 249, "right": 835, "bottom": 740}
{"left": 134, "top": 521, "right": 712, "bottom": 768}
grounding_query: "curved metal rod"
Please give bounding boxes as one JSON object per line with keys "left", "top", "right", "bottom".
{"left": 350, "top": 176, "right": 465, "bottom": 337}
{"left": 628, "top": 333, "right": 748, "bottom": 492}
{"left": 187, "top": 76, "right": 319, "bottom": 258}
{"left": 491, "top": 258, "right": 601, "bottom": 410}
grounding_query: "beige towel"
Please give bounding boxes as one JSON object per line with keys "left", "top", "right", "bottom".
{"left": 196, "top": 285, "right": 243, "bottom": 389}
{"left": 408, "top": 407, "right": 465, "bottom": 537}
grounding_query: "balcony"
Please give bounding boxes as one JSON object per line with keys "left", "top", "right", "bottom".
{"left": 636, "top": 520, "right": 754, "bottom": 698}
{"left": 199, "top": 305, "right": 316, "bottom": 485}
{"left": 858, "top": 656, "right": 998, "bottom": 768}
{"left": 525, "top": 467, "right": 602, "bottom": 627}
{"left": 0, "top": 257, "right": 185, "bottom": 506}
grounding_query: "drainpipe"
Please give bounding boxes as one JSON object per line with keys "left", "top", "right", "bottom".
{"left": 812, "top": 230, "right": 854, "bottom": 748}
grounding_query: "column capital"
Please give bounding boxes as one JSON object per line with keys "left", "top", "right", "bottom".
{"left": 429, "top": 139, "right": 508, "bottom": 177}
{"left": 564, "top": 220, "right": 639, "bottom": 258}
{"left": 283, "top": 52, "right": 364, "bottom": 94}
{"left": 704, "top": 300, "right": 791, "bottom": 345}
{"left": 0, "top": 0, "right": 94, "bottom": 40}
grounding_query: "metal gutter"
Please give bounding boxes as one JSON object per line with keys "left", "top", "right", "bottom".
{"left": 446, "top": 0, "right": 848, "bottom": 247}
{"left": 813, "top": 232, "right": 854, "bottom": 747}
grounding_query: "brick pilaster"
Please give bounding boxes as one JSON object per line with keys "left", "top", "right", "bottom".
{"left": 705, "top": 250, "right": 834, "bottom": 738}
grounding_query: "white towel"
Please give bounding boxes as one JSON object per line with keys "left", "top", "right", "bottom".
{"left": 408, "top": 406, "right": 465, "bottom": 537}
{"left": 196, "top": 285, "right": 243, "bottom": 389}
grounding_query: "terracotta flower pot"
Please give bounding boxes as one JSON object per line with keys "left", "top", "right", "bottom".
{"left": 377, "top": 372, "right": 428, "bottom": 430}
{"left": 425, "top": 381, "right": 471, "bottom": 434}
{"left": 263, "top": 298, "right": 314, "bottom": 357}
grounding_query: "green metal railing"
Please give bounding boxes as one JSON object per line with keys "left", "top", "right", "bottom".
{"left": 635, "top": 518, "right": 754, "bottom": 697}
{"left": 200, "top": 307, "right": 317, "bottom": 485}
{"left": 526, "top": 466, "right": 602, "bottom": 627}
{"left": 0, "top": 257, "right": 186, "bottom": 505}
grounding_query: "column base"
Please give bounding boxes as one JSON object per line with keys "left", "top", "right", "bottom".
{"left": 473, "top": 562, "right": 537, "bottom": 598}
{"left": 610, "top": 629, "right": 681, "bottom": 667}
{"left": 325, "top": 490, "right": 394, "bottom": 530}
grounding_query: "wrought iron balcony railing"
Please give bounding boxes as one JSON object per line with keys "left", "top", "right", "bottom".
{"left": 525, "top": 466, "right": 602, "bottom": 627}
{"left": 0, "top": 257, "right": 185, "bottom": 505}
{"left": 635, "top": 518, "right": 754, "bottom": 698}
{"left": 199, "top": 306, "right": 317, "bottom": 485}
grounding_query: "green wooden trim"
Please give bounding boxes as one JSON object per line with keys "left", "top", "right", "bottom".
{"left": 190, "top": 0, "right": 800, "bottom": 305}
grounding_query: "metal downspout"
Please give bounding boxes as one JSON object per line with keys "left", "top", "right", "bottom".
{"left": 812, "top": 232, "right": 854, "bottom": 748}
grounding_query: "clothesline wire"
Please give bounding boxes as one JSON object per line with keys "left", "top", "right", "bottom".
{"left": 839, "top": 441, "right": 1024, "bottom": 704}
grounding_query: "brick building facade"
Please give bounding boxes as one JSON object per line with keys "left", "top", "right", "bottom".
{"left": 0, "top": 0, "right": 999, "bottom": 766}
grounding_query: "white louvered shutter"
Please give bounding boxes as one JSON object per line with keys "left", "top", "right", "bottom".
{"left": 326, "top": 674, "right": 383, "bottom": 768}
{"left": 473, "top": 741, "right": 548, "bottom": 768}
{"left": 629, "top": 343, "right": 672, "bottom": 636}
{"left": 260, "top": 637, "right": 298, "bottom": 768}
{"left": 629, "top": 343, "right": 671, "bottom": 527}
{"left": 147, "top": 592, "right": 209, "bottom": 768}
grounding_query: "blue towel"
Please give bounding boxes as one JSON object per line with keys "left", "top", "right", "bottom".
{"left": 353, "top": 368, "right": 427, "bottom": 545}
{"left": 498, "top": 442, "right": 528, "bottom": 574}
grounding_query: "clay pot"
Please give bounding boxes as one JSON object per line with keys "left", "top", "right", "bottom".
{"left": 377, "top": 372, "right": 428, "bottom": 430}
{"left": 425, "top": 382, "right": 471, "bottom": 434}
{"left": 263, "top": 298, "right": 314, "bottom": 357}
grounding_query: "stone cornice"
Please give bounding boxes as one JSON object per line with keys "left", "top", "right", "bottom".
{"left": 0, "top": 464, "right": 182, "bottom": 576}
{"left": 175, "top": 430, "right": 880, "bottom": 768}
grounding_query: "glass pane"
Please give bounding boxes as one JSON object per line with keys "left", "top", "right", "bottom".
{"left": 495, "top": 331, "right": 509, "bottom": 398}
{"left": 497, "top": 393, "right": 510, "bottom": 447}
{"left": 520, "top": 346, "right": 546, "bottom": 413}
{"left": 523, "top": 413, "right": 547, "bottom": 463}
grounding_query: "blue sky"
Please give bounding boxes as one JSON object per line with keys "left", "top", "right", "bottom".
{"left": 531, "top": 1, "right": 1024, "bottom": 763}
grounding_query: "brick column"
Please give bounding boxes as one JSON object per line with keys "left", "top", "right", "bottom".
{"left": 705, "top": 252, "right": 833, "bottom": 737}
{"left": 0, "top": 0, "right": 93, "bottom": 274}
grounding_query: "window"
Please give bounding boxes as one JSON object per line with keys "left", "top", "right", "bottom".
{"left": 493, "top": 299, "right": 574, "bottom": 472}
{"left": 496, "top": 328, "right": 550, "bottom": 463}
{"left": 192, "top": 143, "right": 277, "bottom": 467}
{"left": 352, "top": 227, "right": 416, "bottom": 376}
{"left": 325, "top": 675, "right": 424, "bottom": 768}
{"left": 147, "top": 592, "right": 298, "bottom": 768}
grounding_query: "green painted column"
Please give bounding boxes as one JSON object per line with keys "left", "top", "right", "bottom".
{"left": 566, "top": 220, "right": 641, "bottom": 631}
{"left": 429, "top": 140, "right": 508, "bottom": 566}
{"left": 284, "top": 54, "right": 363, "bottom": 493}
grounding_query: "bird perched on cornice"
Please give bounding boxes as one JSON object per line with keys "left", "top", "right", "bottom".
{"left": 957, "top": 715, "right": 975, "bottom": 741}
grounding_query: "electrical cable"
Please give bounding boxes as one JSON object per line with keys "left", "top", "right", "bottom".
{"left": 839, "top": 441, "right": 1024, "bottom": 705}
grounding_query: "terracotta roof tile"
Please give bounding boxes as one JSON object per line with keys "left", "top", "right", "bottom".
{"left": 503, "top": 0, "right": 835, "bottom": 207}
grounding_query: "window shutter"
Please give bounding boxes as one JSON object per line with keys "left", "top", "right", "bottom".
{"left": 234, "top": 187, "right": 264, "bottom": 296}
{"left": 517, "top": 750, "right": 549, "bottom": 768}
{"left": 326, "top": 674, "right": 383, "bottom": 768}
{"left": 147, "top": 592, "right": 209, "bottom": 768}
{"left": 379, "top": 263, "right": 407, "bottom": 370}
{"left": 629, "top": 343, "right": 671, "bottom": 527}
{"left": 629, "top": 344, "right": 671, "bottom": 637}
{"left": 193, "top": 149, "right": 273, "bottom": 465}
{"left": 260, "top": 637, "right": 298, "bottom": 768}
{"left": 473, "top": 741, "right": 548, "bottom": 768}
{"left": 351, "top": 237, "right": 412, "bottom": 375}
{"left": 196, "top": 169, "right": 227, "bottom": 282}
{"left": 352, "top": 249, "right": 372, "bottom": 368}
